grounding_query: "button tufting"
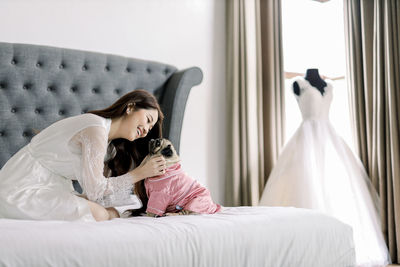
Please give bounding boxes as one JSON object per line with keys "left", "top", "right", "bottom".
{"left": 0, "top": 132, "right": 3, "bottom": 136}
{"left": 58, "top": 110, "right": 65, "bottom": 115}
{"left": 11, "top": 108, "right": 16, "bottom": 113}
{"left": 59, "top": 64, "right": 65, "bottom": 69}
{"left": 34, "top": 109, "right": 41, "bottom": 114}
{"left": 22, "top": 132, "right": 28, "bottom": 137}
{"left": 11, "top": 60, "right": 16, "bottom": 65}
{"left": 164, "top": 68, "right": 169, "bottom": 74}
{"left": 70, "top": 86, "right": 77, "bottom": 93}
{"left": 114, "top": 89, "right": 120, "bottom": 94}
{"left": 82, "top": 65, "right": 88, "bottom": 71}
{"left": 36, "top": 62, "right": 42, "bottom": 67}
{"left": 92, "top": 88, "right": 99, "bottom": 94}
{"left": 105, "top": 66, "right": 110, "bottom": 71}
{"left": 0, "top": 83, "right": 5, "bottom": 89}
{"left": 146, "top": 68, "right": 152, "bottom": 73}
{"left": 47, "top": 86, "right": 53, "bottom": 92}
{"left": 126, "top": 67, "right": 131, "bottom": 73}
{"left": 23, "top": 85, "right": 29, "bottom": 90}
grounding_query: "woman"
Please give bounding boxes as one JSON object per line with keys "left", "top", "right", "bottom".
{"left": 0, "top": 89, "right": 166, "bottom": 221}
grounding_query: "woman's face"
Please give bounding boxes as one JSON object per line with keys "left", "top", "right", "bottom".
{"left": 121, "top": 108, "right": 159, "bottom": 141}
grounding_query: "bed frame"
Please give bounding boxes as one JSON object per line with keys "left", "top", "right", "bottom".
{"left": 0, "top": 42, "right": 202, "bottom": 169}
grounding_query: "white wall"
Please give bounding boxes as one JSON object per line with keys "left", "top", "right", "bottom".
{"left": 0, "top": 0, "right": 226, "bottom": 204}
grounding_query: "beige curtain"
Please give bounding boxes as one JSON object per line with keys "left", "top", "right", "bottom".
{"left": 259, "top": 0, "right": 285, "bottom": 189}
{"left": 344, "top": 0, "right": 400, "bottom": 263}
{"left": 225, "top": 0, "right": 284, "bottom": 206}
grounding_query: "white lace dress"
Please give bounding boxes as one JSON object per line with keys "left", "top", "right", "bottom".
{"left": 0, "top": 114, "right": 134, "bottom": 221}
{"left": 259, "top": 77, "right": 391, "bottom": 266}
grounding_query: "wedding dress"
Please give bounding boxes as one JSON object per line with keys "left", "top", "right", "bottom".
{"left": 0, "top": 114, "right": 136, "bottom": 221}
{"left": 259, "top": 77, "right": 391, "bottom": 266}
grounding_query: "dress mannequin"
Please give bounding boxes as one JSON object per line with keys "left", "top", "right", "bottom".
{"left": 293, "top": 68, "right": 327, "bottom": 95}
{"left": 259, "top": 72, "right": 391, "bottom": 265}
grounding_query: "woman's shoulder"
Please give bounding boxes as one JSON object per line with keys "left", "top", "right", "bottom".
{"left": 73, "top": 113, "right": 106, "bottom": 122}
{"left": 31, "top": 113, "right": 110, "bottom": 146}
{"left": 40, "top": 113, "right": 110, "bottom": 136}
{"left": 66, "top": 113, "right": 110, "bottom": 128}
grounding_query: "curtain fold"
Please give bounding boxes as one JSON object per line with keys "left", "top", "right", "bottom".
{"left": 259, "top": 0, "right": 285, "bottom": 190}
{"left": 344, "top": 0, "right": 400, "bottom": 262}
{"left": 225, "top": 0, "right": 284, "bottom": 206}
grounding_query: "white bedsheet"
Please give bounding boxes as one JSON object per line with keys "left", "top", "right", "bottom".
{"left": 0, "top": 206, "right": 355, "bottom": 267}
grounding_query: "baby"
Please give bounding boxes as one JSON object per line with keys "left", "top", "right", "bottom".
{"left": 144, "top": 138, "right": 221, "bottom": 217}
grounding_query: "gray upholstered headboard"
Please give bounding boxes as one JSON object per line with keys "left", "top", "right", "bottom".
{"left": 0, "top": 42, "right": 203, "bottom": 169}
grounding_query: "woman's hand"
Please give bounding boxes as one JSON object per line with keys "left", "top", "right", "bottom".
{"left": 129, "top": 155, "right": 166, "bottom": 183}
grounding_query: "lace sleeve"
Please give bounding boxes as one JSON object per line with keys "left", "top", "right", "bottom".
{"left": 73, "top": 126, "right": 135, "bottom": 208}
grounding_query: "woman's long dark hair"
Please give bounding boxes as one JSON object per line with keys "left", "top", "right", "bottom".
{"left": 89, "top": 89, "right": 164, "bottom": 216}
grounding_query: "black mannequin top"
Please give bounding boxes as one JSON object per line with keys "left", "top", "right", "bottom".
{"left": 293, "top": 69, "right": 327, "bottom": 96}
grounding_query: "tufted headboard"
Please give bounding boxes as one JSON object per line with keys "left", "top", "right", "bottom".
{"left": 0, "top": 42, "right": 203, "bottom": 169}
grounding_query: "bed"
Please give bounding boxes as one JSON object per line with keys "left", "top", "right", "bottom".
{"left": 0, "top": 42, "right": 356, "bottom": 267}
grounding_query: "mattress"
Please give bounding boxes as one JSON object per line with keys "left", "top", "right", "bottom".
{"left": 0, "top": 206, "right": 355, "bottom": 267}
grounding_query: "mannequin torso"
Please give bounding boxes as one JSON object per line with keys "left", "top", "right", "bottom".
{"left": 293, "top": 68, "right": 327, "bottom": 96}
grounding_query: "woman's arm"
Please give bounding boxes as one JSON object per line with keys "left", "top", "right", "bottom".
{"left": 129, "top": 155, "right": 166, "bottom": 183}
{"left": 74, "top": 126, "right": 166, "bottom": 208}
{"left": 75, "top": 126, "right": 134, "bottom": 207}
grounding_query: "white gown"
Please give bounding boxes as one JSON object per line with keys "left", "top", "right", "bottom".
{"left": 259, "top": 78, "right": 391, "bottom": 266}
{"left": 0, "top": 114, "right": 135, "bottom": 221}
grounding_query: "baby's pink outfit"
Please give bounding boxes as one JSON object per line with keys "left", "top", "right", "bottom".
{"left": 145, "top": 163, "right": 221, "bottom": 216}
